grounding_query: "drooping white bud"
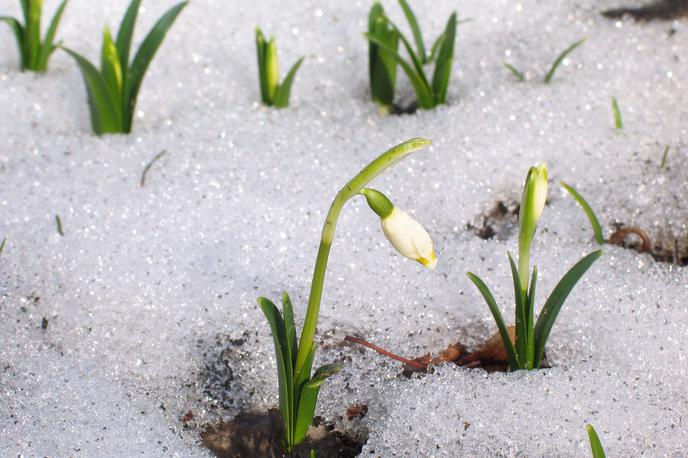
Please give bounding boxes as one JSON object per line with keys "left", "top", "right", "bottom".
{"left": 381, "top": 208, "right": 437, "bottom": 270}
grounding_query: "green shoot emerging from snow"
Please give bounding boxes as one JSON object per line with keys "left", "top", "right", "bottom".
{"left": 611, "top": 96, "right": 623, "bottom": 130}
{"left": 587, "top": 425, "right": 607, "bottom": 458}
{"left": 368, "top": 2, "right": 399, "bottom": 113}
{"left": 255, "top": 28, "right": 304, "bottom": 108}
{"left": 365, "top": 0, "right": 457, "bottom": 110}
{"left": 258, "top": 138, "right": 435, "bottom": 452}
{"left": 467, "top": 164, "right": 602, "bottom": 371}
{"left": 62, "top": 0, "right": 187, "bottom": 135}
{"left": 544, "top": 37, "right": 586, "bottom": 83}
{"left": 503, "top": 62, "right": 525, "bottom": 82}
{"left": 1, "top": 0, "right": 69, "bottom": 72}
{"left": 55, "top": 214, "right": 63, "bottom": 236}
{"left": 560, "top": 181, "right": 604, "bottom": 245}
{"left": 660, "top": 145, "right": 670, "bottom": 170}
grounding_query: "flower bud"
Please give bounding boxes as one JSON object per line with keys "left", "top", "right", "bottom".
{"left": 519, "top": 163, "right": 548, "bottom": 239}
{"left": 361, "top": 188, "right": 437, "bottom": 270}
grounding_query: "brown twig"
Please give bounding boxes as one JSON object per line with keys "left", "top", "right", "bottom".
{"left": 608, "top": 226, "right": 652, "bottom": 252}
{"left": 344, "top": 335, "right": 427, "bottom": 369}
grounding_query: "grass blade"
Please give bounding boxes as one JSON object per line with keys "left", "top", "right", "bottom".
{"left": 427, "top": 32, "right": 445, "bottom": 63}
{"left": 431, "top": 12, "right": 456, "bottom": 104}
{"left": 125, "top": 1, "right": 188, "bottom": 132}
{"left": 0, "top": 238, "right": 5, "bottom": 257}
{"left": 24, "top": 0, "right": 41, "bottom": 69}
{"left": 0, "top": 17, "right": 25, "bottom": 68}
{"left": 115, "top": 0, "right": 142, "bottom": 71}
{"left": 466, "top": 272, "right": 520, "bottom": 369}
{"left": 587, "top": 424, "right": 607, "bottom": 458}
{"left": 560, "top": 181, "right": 604, "bottom": 245}
{"left": 398, "top": 0, "right": 426, "bottom": 62}
{"left": 101, "top": 27, "right": 124, "bottom": 119}
{"left": 368, "top": 5, "right": 398, "bottom": 109}
{"left": 525, "top": 265, "right": 537, "bottom": 369}
{"left": 365, "top": 32, "right": 434, "bottom": 108}
{"left": 507, "top": 253, "right": 527, "bottom": 365}
{"left": 387, "top": 20, "right": 430, "bottom": 90}
{"left": 36, "top": 0, "right": 68, "bottom": 71}
{"left": 62, "top": 46, "right": 121, "bottom": 134}
{"left": 543, "top": 37, "right": 586, "bottom": 83}
{"left": 257, "top": 297, "right": 294, "bottom": 445}
{"left": 281, "top": 291, "right": 298, "bottom": 367}
{"left": 55, "top": 214, "right": 64, "bottom": 236}
{"left": 660, "top": 145, "right": 670, "bottom": 170}
{"left": 273, "top": 56, "right": 304, "bottom": 108}
{"left": 140, "top": 149, "right": 167, "bottom": 187}
{"left": 533, "top": 250, "right": 603, "bottom": 367}
{"left": 504, "top": 62, "right": 525, "bottom": 81}
{"left": 611, "top": 96, "right": 622, "bottom": 130}
{"left": 255, "top": 28, "right": 269, "bottom": 104}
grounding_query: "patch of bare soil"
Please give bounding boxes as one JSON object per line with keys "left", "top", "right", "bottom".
{"left": 202, "top": 409, "right": 367, "bottom": 458}
{"left": 602, "top": 0, "right": 688, "bottom": 20}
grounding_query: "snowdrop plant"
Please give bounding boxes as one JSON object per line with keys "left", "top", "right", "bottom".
{"left": 587, "top": 424, "right": 606, "bottom": 458}
{"left": 467, "top": 164, "right": 603, "bottom": 370}
{"left": 255, "top": 28, "right": 304, "bottom": 108}
{"left": 365, "top": 0, "right": 457, "bottom": 110}
{"left": 1, "top": 0, "right": 68, "bottom": 72}
{"left": 62, "top": 0, "right": 187, "bottom": 134}
{"left": 258, "top": 138, "right": 435, "bottom": 452}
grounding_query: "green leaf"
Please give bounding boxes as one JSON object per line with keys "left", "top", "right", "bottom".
{"left": 660, "top": 145, "right": 670, "bottom": 170}
{"left": 507, "top": 253, "right": 527, "bottom": 366}
{"left": 427, "top": 32, "right": 445, "bottom": 63}
{"left": 125, "top": 1, "right": 188, "bottom": 132}
{"left": 431, "top": 12, "right": 456, "bottom": 104}
{"left": 61, "top": 46, "right": 121, "bottom": 134}
{"left": 293, "top": 363, "right": 342, "bottom": 445}
{"left": 257, "top": 296, "right": 294, "bottom": 446}
{"left": 543, "top": 37, "right": 586, "bottom": 83}
{"left": 533, "top": 250, "right": 603, "bottom": 367}
{"left": 525, "top": 265, "right": 537, "bottom": 369}
{"left": 0, "top": 16, "right": 25, "bottom": 69}
{"left": 115, "top": 0, "right": 141, "bottom": 71}
{"left": 611, "top": 96, "right": 623, "bottom": 130}
{"left": 101, "top": 27, "right": 123, "bottom": 120}
{"left": 281, "top": 291, "right": 298, "bottom": 367}
{"left": 466, "top": 272, "right": 520, "bottom": 370}
{"left": 255, "top": 28, "right": 269, "bottom": 104}
{"left": 19, "top": 0, "right": 29, "bottom": 23}
{"left": 504, "top": 62, "right": 525, "bottom": 82}
{"left": 368, "top": 8, "right": 398, "bottom": 108}
{"left": 398, "top": 0, "right": 426, "bottom": 63}
{"left": 24, "top": 0, "right": 41, "bottom": 69}
{"left": 387, "top": 20, "right": 430, "bottom": 92}
{"left": 36, "top": 0, "right": 69, "bottom": 71}
{"left": 364, "top": 32, "right": 434, "bottom": 109}
{"left": 560, "top": 181, "right": 605, "bottom": 245}
{"left": 587, "top": 424, "right": 607, "bottom": 458}
{"left": 0, "top": 238, "right": 6, "bottom": 257}
{"left": 273, "top": 56, "right": 304, "bottom": 108}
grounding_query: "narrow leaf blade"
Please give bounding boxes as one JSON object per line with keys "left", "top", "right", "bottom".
{"left": 560, "top": 181, "right": 605, "bottom": 245}
{"left": 504, "top": 62, "right": 525, "bottom": 81}
{"left": 36, "top": 0, "right": 69, "bottom": 71}
{"left": 115, "top": 0, "right": 142, "bottom": 71}
{"left": 544, "top": 37, "right": 586, "bottom": 83}
{"left": 125, "top": 1, "right": 188, "bottom": 132}
{"left": 273, "top": 56, "right": 304, "bottom": 108}
{"left": 398, "top": 0, "right": 426, "bottom": 62}
{"left": 533, "top": 250, "right": 603, "bottom": 366}
{"left": 293, "top": 364, "right": 342, "bottom": 444}
{"left": 587, "top": 424, "right": 607, "bottom": 458}
{"left": 0, "top": 17, "right": 25, "bottom": 69}
{"left": 281, "top": 291, "right": 298, "bottom": 367}
{"left": 507, "top": 253, "right": 527, "bottom": 366}
{"left": 466, "top": 272, "right": 520, "bottom": 369}
{"left": 431, "top": 12, "right": 456, "bottom": 104}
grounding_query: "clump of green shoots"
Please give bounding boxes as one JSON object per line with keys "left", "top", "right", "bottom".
{"left": 258, "top": 138, "right": 436, "bottom": 452}
{"left": 1, "top": 0, "right": 69, "bottom": 72}
{"left": 587, "top": 424, "right": 607, "bottom": 458}
{"left": 255, "top": 28, "right": 304, "bottom": 108}
{"left": 365, "top": 0, "right": 457, "bottom": 111}
{"left": 467, "top": 165, "right": 603, "bottom": 370}
{"left": 505, "top": 37, "right": 587, "bottom": 83}
{"left": 611, "top": 96, "right": 623, "bottom": 130}
{"left": 62, "top": 0, "right": 187, "bottom": 134}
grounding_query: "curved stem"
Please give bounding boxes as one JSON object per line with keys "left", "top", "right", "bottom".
{"left": 294, "top": 138, "right": 431, "bottom": 378}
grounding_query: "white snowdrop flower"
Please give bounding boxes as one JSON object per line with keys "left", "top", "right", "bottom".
{"left": 381, "top": 208, "right": 438, "bottom": 270}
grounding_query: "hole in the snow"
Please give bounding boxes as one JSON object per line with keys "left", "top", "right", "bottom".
{"left": 201, "top": 409, "right": 368, "bottom": 458}
{"left": 608, "top": 223, "right": 688, "bottom": 267}
{"left": 467, "top": 199, "right": 520, "bottom": 240}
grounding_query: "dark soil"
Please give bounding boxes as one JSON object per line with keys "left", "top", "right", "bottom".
{"left": 602, "top": 0, "right": 688, "bottom": 20}
{"left": 201, "top": 409, "right": 367, "bottom": 458}
{"left": 608, "top": 224, "right": 688, "bottom": 266}
{"left": 467, "top": 200, "right": 520, "bottom": 240}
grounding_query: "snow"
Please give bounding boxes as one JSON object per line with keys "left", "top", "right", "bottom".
{"left": 1, "top": 0, "right": 687, "bottom": 456}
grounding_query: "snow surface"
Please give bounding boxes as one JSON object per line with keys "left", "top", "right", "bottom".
{"left": 1, "top": 0, "right": 687, "bottom": 456}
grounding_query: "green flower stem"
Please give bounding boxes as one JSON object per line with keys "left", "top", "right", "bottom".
{"left": 518, "top": 238, "right": 531, "bottom": 293}
{"left": 294, "top": 138, "right": 431, "bottom": 378}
